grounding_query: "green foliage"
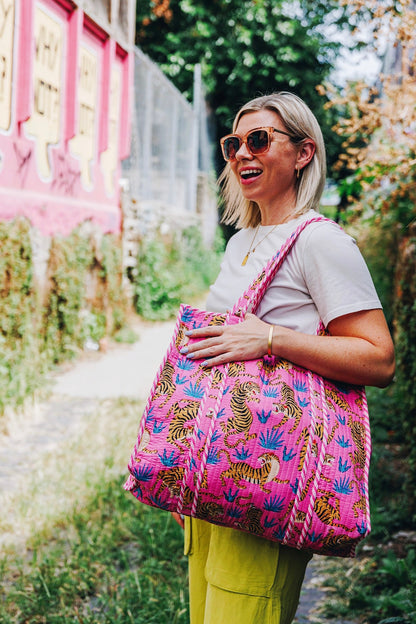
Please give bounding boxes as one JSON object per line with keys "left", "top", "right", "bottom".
{"left": 0, "top": 219, "right": 45, "bottom": 413}
{"left": 321, "top": 548, "right": 416, "bottom": 624}
{"left": 136, "top": 0, "right": 355, "bottom": 170}
{"left": 44, "top": 229, "right": 94, "bottom": 362}
{"left": 392, "top": 223, "right": 416, "bottom": 520}
{"left": 134, "top": 226, "right": 224, "bottom": 320}
{"left": 0, "top": 478, "right": 188, "bottom": 623}
{"left": 0, "top": 220, "right": 130, "bottom": 416}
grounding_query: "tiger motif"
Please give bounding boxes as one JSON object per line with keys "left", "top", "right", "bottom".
{"left": 155, "top": 466, "right": 185, "bottom": 497}
{"left": 196, "top": 500, "right": 224, "bottom": 522}
{"left": 219, "top": 450, "right": 287, "bottom": 492}
{"left": 237, "top": 504, "right": 264, "bottom": 535}
{"left": 321, "top": 531, "right": 354, "bottom": 555}
{"left": 166, "top": 399, "right": 200, "bottom": 449}
{"left": 221, "top": 380, "right": 260, "bottom": 447}
{"left": 324, "top": 385, "right": 352, "bottom": 414}
{"left": 153, "top": 361, "right": 176, "bottom": 407}
{"left": 273, "top": 382, "right": 303, "bottom": 433}
{"left": 313, "top": 491, "right": 354, "bottom": 531}
{"left": 135, "top": 427, "right": 158, "bottom": 458}
{"left": 347, "top": 416, "right": 367, "bottom": 479}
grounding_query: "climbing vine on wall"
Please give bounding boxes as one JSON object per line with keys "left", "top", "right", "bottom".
{"left": 0, "top": 219, "right": 129, "bottom": 416}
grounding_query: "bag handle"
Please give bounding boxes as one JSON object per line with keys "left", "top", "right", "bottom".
{"left": 230, "top": 216, "right": 330, "bottom": 317}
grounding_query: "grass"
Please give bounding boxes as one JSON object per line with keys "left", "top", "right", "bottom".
{"left": 0, "top": 398, "right": 189, "bottom": 623}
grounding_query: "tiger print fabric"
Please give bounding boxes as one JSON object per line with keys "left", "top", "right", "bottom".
{"left": 124, "top": 304, "right": 371, "bottom": 558}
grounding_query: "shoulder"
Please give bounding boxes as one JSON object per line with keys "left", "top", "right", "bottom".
{"left": 297, "top": 213, "right": 359, "bottom": 260}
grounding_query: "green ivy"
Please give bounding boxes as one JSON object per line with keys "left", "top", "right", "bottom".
{"left": 0, "top": 219, "right": 44, "bottom": 413}
{"left": 0, "top": 220, "right": 130, "bottom": 416}
{"left": 133, "top": 226, "right": 224, "bottom": 321}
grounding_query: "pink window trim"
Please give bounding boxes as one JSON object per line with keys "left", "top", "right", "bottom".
{"left": 16, "top": 0, "right": 34, "bottom": 128}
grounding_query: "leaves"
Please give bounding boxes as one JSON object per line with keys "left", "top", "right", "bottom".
{"left": 136, "top": 0, "right": 353, "bottom": 168}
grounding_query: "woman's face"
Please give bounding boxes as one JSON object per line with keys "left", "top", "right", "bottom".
{"left": 230, "top": 109, "right": 300, "bottom": 217}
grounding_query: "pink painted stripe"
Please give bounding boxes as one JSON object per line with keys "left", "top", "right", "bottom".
{"left": 16, "top": 0, "right": 34, "bottom": 126}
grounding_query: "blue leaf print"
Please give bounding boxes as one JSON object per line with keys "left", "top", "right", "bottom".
{"left": 184, "top": 382, "right": 205, "bottom": 399}
{"left": 150, "top": 494, "right": 171, "bottom": 510}
{"left": 159, "top": 449, "right": 180, "bottom": 467}
{"left": 338, "top": 457, "right": 351, "bottom": 473}
{"left": 227, "top": 507, "right": 243, "bottom": 520}
{"left": 259, "top": 428, "right": 284, "bottom": 450}
{"left": 177, "top": 358, "right": 195, "bottom": 371}
{"left": 334, "top": 476, "right": 353, "bottom": 495}
{"left": 283, "top": 446, "right": 296, "bottom": 461}
{"left": 235, "top": 447, "right": 251, "bottom": 461}
{"left": 224, "top": 488, "right": 238, "bottom": 502}
{"left": 264, "top": 516, "right": 278, "bottom": 529}
{"left": 207, "top": 447, "right": 221, "bottom": 464}
{"left": 263, "top": 387, "right": 279, "bottom": 398}
{"left": 180, "top": 307, "right": 194, "bottom": 323}
{"left": 294, "top": 381, "right": 308, "bottom": 393}
{"left": 132, "top": 465, "right": 153, "bottom": 482}
{"left": 336, "top": 434, "right": 352, "bottom": 448}
{"left": 264, "top": 495, "right": 285, "bottom": 512}
{"left": 175, "top": 374, "right": 187, "bottom": 385}
{"left": 153, "top": 421, "right": 166, "bottom": 434}
{"left": 256, "top": 409, "right": 272, "bottom": 424}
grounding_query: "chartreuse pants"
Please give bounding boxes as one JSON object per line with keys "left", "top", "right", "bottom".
{"left": 184, "top": 518, "right": 312, "bottom": 624}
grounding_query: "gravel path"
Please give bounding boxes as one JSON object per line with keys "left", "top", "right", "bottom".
{"left": 0, "top": 317, "right": 356, "bottom": 623}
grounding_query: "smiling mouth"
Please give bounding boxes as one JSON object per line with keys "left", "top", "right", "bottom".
{"left": 240, "top": 168, "right": 262, "bottom": 180}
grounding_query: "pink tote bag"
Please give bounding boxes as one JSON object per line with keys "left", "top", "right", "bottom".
{"left": 124, "top": 217, "right": 371, "bottom": 557}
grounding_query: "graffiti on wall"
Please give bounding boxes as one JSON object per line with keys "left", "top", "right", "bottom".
{"left": 69, "top": 44, "right": 98, "bottom": 188}
{"left": 101, "top": 66, "right": 121, "bottom": 196}
{"left": 24, "top": 6, "right": 63, "bottom": 179}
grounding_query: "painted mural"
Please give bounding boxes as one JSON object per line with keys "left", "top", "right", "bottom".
{"left": 0, "top": 0, "right": 131, "bottom": 236}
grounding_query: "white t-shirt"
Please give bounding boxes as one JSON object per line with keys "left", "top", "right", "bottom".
{"left": 206, "top": 210, "right": 381, "bottom": 335}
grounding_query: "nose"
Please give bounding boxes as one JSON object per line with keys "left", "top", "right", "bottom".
{"left": 235, "top": 140, "right": 253, "bottom": 160}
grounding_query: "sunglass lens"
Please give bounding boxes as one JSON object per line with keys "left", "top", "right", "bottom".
{"left": 247, "top": 130, "right": 269, "bottom": 154}
{"left": 224, "top": 137, "right": 240, "bottom": 160}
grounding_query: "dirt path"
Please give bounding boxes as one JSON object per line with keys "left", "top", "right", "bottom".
{"left": 0, "top": 317, "right": 356, "bottom": 623}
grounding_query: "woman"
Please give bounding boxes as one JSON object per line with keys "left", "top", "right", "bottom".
{"left": 173, "top": 92, "right": 395, "bottom": 624}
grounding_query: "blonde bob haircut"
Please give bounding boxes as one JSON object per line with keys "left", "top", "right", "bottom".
{"left": 219, "top": 92, "right": 326, "bottom": 229}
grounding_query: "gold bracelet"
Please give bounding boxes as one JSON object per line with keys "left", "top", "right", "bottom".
{"left": 267, "top": 325, "right": 274, "bottom": 356}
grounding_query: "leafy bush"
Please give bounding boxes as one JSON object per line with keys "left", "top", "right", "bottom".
{"left": 134, "top": 226, "right": 224, "bottom": 320}
{"left": 0, "top": 219, "right": 45, "bottom": 413}
{"left": 0, "top": 220, "right": 130, "bottom": 416}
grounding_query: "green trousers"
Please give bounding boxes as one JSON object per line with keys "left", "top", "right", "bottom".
{"left": 184, "top": 518, "right": 312, "bottom": 624}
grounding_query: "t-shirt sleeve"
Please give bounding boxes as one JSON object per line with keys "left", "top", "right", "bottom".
{"left": 300, "top": 222, "right": 382, "bottom": 327}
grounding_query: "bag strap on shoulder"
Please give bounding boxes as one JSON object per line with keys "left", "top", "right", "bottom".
{"left": 231, "top": 216, "right": 331, "bottom": 317}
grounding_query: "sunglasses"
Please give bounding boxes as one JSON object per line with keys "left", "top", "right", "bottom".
{"left": 220, "top": 126, "right": 292, "bottom": 162}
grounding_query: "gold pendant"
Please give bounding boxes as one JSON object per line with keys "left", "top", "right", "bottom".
{"left": 242, "top": 253, "right": 249, "bottom": 266}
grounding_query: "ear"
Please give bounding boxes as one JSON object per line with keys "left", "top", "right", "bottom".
{"left": 296, "top": 139, "right": 315, "bottom": 171}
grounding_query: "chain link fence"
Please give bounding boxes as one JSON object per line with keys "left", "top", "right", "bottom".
{"left": 122, "top": 48, "right": 218, "bottom": 272}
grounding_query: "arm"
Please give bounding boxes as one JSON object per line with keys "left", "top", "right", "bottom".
{"left": 181, "top": 309, "right": 395, "bottom": 388}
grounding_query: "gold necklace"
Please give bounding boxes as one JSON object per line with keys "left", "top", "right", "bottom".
{"left": 241, "top": 223, "right": 279, "bottom": 266}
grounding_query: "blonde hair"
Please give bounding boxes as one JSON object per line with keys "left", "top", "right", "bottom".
{"left": 219, "top": 92, "right": 326, "bottom": 228}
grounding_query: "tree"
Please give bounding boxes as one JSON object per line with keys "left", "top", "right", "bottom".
{"left": 136, "top": 0, "right": 354, "bottom": 172}
{"left": 324, "top": 0, "right": 416, "bottom": 522}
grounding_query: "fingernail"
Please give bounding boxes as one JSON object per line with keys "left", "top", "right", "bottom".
{"left": 180, "top": 346, "right": 188, "bottom": 354}
{"left": 185, "top": 330, "right": 193, "bottom": 336}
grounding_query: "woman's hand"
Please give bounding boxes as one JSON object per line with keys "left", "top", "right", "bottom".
{"left": 181, "top": 313, "right": 270, "bottom": 368}
{"left": 171, "top": 512, "right": 184, "bottom": 529}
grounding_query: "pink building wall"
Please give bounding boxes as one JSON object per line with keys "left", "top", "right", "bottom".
{"left": 0, "top": 0, "right": 132, "bottom": 236}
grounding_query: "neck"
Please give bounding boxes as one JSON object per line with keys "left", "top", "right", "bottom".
{"left": 257, "top": 192, "right": 298, "bottom": 226}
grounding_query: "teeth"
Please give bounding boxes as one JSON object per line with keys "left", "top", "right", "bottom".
{"left": 240, "top": 169, "right": 262, "bottom": 178}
